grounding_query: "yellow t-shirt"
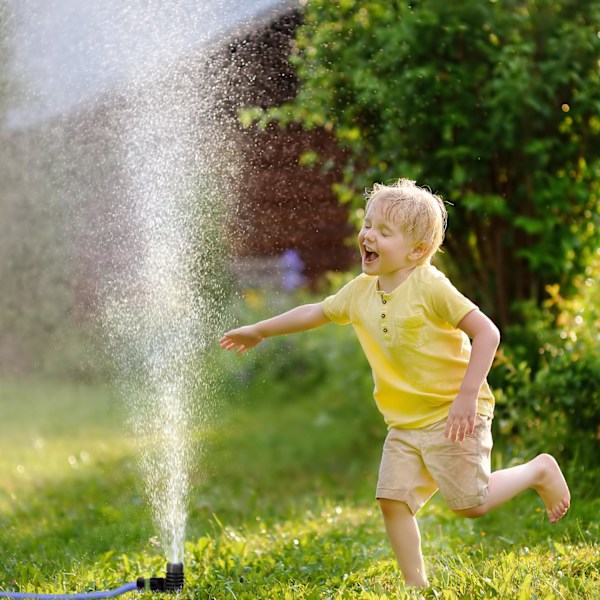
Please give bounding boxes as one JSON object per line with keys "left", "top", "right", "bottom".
{"left": 322, "top": 264, "right": 495, "bottom": 429}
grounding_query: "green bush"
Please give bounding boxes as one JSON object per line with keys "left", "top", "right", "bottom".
{"left": 490, "top": 270, "right": 600, "bottom": 471}
{"left": 245, "top": 0, "right": 600, "bottom": 329}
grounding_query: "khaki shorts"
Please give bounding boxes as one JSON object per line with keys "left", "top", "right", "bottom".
{"left": 376, "top": 415, "right": 493, "bottom": 514}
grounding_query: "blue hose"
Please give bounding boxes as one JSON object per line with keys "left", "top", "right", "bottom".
{"left": 0, "top": 581, "right": 138, "bottom": 599}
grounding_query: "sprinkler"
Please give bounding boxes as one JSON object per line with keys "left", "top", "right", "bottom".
{"left": 136, "top": 563, "right": 184, "bottom": 593}
{"left": 165, "top": 563, "right": 184, "bottom": 593}
{"left": 0, "top": 562, "right": 184, "bottom": 599}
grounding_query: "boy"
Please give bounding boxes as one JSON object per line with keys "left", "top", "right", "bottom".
{"left": 219, "top": 178, "right": 570, "bottom": 588}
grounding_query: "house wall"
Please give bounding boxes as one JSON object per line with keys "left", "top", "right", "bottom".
{"left": 208, "top": 8, "right": 356, "bottom": 286}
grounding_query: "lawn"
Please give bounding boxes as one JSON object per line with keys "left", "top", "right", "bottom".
{"left": 0, "top": 363, "right": 598, "bottom": 599}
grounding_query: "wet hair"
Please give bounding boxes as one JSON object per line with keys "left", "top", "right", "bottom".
{"left": 365, "top": 178, "right": 447, "bottom": 263}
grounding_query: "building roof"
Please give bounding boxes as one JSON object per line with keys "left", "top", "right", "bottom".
{"left": 5, "top": 0, "right": 295, "bottom": 129}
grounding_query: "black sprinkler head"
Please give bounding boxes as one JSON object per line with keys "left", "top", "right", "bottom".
{"left": 166, "top": 562, "right": 184, "bottom": 592}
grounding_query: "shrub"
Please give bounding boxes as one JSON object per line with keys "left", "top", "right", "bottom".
{"left": 490, "top": 267, "right": 600, "bottom": 470}
{"left": 245, "top": 0, "right": 600, "bottom": 329}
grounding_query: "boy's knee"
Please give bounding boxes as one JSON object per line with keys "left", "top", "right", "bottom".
{"left": 378, "top": 497, "right": 413, "bottom": 517}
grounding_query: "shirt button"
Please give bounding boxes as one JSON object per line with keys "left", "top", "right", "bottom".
{"left": 383, "top": 328, "right": 388, "bottom": 333}
{"left": 382, "top": 299, "right": 387, "bottom": 304}
{"left": 381, "top": 313, "right": 386, "bottom": 318}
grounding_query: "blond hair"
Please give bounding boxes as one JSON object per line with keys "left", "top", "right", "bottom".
{"left": 365, "top": 178, "right": 447, "bottom": 263}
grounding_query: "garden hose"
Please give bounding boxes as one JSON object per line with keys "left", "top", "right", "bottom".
{"left": 0, "top": 562, "right": 184, "bottom": 599}
{"left": 0, "top": 582, "right": 138, "bottom": 599}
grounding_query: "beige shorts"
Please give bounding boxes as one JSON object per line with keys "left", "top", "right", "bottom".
{"left": 376, "top": 415, "right": 493, "bottom": 514}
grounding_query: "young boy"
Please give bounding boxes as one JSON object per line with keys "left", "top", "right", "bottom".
{"left": 219, "top": 178, "right": 570, "bottom": 588}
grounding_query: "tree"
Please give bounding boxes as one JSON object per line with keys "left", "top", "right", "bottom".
{"left": 247, "top": 0, "right": 600, "bottom": 329}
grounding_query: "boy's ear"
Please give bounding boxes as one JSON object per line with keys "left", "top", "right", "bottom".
{"left": 409, "top": 244, "right": 429, "bottom": 261}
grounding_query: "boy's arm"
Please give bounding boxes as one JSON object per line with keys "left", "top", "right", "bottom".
{"left": 445, "top": 309, "right": 501, "bottom": 443}
{"left": 219, "top": 302, "right": 331, "bottom": 354}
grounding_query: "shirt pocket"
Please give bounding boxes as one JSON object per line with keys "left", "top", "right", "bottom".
{"left": 395, "top": 313, "right": 426, "bottom": 348}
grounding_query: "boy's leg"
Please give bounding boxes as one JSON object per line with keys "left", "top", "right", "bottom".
{"left": 454, "top": 454, "right": 570, "bottom": 523}
{"left": 376, "top": 427, "right": 438, "bottom": 588}
{"left": 379, "top": 498, "right": 428, "bottom": 588}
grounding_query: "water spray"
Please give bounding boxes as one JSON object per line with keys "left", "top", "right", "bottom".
{"left": 0, "top": 562, "right": 184, "bottom": 599}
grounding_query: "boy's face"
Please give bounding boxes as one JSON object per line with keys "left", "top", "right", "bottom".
{"left": 358, "top": 198, "right": 423, "bottom": 287}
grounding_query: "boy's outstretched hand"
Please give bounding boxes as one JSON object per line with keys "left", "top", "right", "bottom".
{"left": 444, "top": 392, "right": 477, "bottom": 443}
{"left": 219, "top": 303, "right": 329, "bottom": 355}
{"left": 219, "top": 325, "right": 264, "bottom": 354}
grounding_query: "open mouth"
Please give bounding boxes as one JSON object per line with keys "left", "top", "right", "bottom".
{"left": 363, "top": 247, "right": 379, "bottom": 264}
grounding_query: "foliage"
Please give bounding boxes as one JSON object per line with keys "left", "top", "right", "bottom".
{"left": 244, "top": 0, "right": 600, "bottom": 329}
{"left": 490, "top": 264, "right": 600, "bottom": 474}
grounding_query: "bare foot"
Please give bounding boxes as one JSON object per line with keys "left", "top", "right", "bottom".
{"left": 531, "top": 454, "right": 570, "bottom": 523}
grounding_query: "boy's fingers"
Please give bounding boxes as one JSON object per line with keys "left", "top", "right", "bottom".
{"left": 443, "top": 420, "right": 451, "bottom": 439}
{"left": 220, "top": 339, "right": 241, "bottom": 352}
{"left": 458, "top": 417, "right": 476, "bottom": 442}
{"left": 445, "top": 417, "right": 472, "bottom": 443}
{"left": 456, "top": 423, "right": 465, "bottom": 442}
{"left": 444, "top": 418, "right": 458, "bottom": 442}
{"left": 445, "top": 410, "right": 477, "bottom": 443}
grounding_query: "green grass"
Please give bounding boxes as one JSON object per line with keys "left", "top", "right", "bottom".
{"left": 0, "top": 369, "right": 598, "bottom": 599}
